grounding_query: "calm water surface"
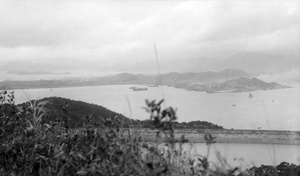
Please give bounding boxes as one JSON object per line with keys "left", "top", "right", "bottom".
{"left": 182, "top": 143, "right": 300, "bottom": 167}
{"left": 13, "top": 84, "right": 300, "bottom": 131}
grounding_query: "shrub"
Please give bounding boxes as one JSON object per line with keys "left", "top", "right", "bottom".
{"left": 0, "top": 91, "right": 299, "bottom": 176}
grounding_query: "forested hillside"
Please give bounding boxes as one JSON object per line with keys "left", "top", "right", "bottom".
{"left": 17, "top": 97, "right": 224, "bottom": 129}
{"left": 18, "top": 97, "right": 130, "bottom": 128}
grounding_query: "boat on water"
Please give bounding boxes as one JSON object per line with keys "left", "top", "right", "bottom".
{"left": 249, "top": 93, "right": 253, "bottom": 98}
{"left": 133, "top": 87, "right": 148, "bottom": 91}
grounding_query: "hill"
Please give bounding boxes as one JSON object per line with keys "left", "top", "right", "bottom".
{"left": 18, "top": 97, "right": 132, "bottom": 128}
{"left": 160, "top": 68, "right": 251, "bottom": 85}
{"left": 201, "top": 77, "right": 289, "bottom": 93}
{"left": 17, "top": 97, "right": 223, "bottom": 129}
{"left": 158, "top": 76, "right": 290, "bottom": 93}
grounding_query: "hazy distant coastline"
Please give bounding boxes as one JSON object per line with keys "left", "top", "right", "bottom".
{"left": 7, "top": 70, "right": 70, "bottom": 75}
{"left": 0, "top": 69, "right": 291, "bottom": 92}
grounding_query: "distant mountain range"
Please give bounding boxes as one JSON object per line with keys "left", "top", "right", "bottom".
{"left": 7, "top": 70, "right": 70, "bottom": 75}
{"left": 0, "top": 69, "right": 290, "bottom": 92}
{"left": 160, "top": 68, "right": 251, "bottom": 85}
{"left": 94, "top": 68, "right": 252, "bottom": 85}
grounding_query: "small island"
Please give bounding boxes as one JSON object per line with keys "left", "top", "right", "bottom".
{"left": 180, "top": 77, "right": 290, "bottom": 93}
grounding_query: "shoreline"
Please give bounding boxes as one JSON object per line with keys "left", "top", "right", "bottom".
{"left": 0, "top": 80, "right": 292, "bottom": 93}
{"left": 128, "top": 129, "right": 300, "bottom": 145}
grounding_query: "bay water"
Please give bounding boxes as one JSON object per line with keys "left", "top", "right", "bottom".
{"left": 181, "top": 143, "right": 300, "bottom": 168}
{"left": 13, "top": 84, "right": 300, "bottom": 131}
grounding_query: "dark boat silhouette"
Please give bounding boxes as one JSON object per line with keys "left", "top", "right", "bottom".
{"left": 133, "top": 88, "right": 148, "bottom": 91}
{"left": 249, "top": 93, "right": 253, "bottom": 98}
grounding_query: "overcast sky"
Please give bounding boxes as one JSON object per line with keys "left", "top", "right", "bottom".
{"left": 0, "top": 0, "right": 299, "bottom": 73}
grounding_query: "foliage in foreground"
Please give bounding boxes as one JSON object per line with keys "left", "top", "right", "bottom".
{"left": 0, "top": 91, "right": 299, "bottom": 176}
{"left": 240, "top": 162, "right": 300, "bottom": 176}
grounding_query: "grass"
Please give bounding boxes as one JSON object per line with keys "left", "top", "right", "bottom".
{"left": 0, "top": 90, "right": 299, "bottom": 176}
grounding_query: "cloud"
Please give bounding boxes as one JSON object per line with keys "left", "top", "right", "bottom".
{"left": 245, "top": 26, "right": 300, "bottom": 52}
{"left": 198, "top": 1, "right": 299, "bottom": 42}
{"left": 0, "top": 0, "right": 299, "bottom": 73}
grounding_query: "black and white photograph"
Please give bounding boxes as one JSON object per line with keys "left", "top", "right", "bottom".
{"left": 0, "top": 0, "right": 299, "bottom": 175}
